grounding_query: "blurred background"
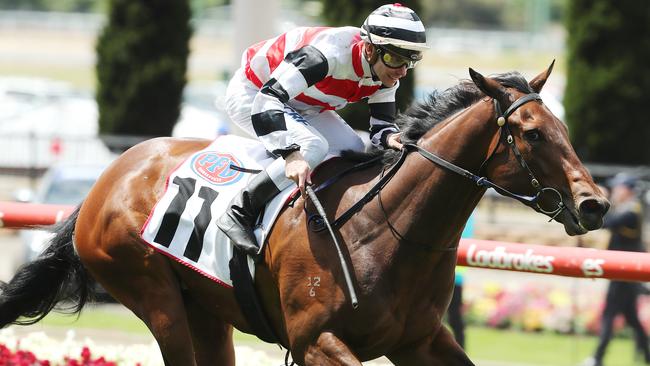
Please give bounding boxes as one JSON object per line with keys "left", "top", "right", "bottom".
{"left": 0, "top": 0, "right": 649, "bottom": 365}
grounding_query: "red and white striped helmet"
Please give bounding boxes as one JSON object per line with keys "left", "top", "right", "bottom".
{"left": 360, "top": 3, "right": 429, "bottom": 52}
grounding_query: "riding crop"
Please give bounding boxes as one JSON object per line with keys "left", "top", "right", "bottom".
{"left": 305, "top": 185, "right": 359, "bottom": 309}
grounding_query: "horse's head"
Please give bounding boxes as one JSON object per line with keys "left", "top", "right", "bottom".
{"left": 469, "top": 62, "right": 609, "bottom": 235}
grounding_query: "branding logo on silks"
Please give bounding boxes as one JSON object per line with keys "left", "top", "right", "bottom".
{"left": 190, "top": 151, "right": 245, "bottom": 186}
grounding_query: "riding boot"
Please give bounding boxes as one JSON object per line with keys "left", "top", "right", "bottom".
{"left": 217, "top": 171, "right": 280, "bottom": 256}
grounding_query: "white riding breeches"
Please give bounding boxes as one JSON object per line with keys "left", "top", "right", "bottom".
{"left": 224, "top": 68, "right": 365, "bottom": 190}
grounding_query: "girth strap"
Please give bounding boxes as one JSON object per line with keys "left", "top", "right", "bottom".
{"left": 229, "top": 247, "right": 281, "bottom": 344}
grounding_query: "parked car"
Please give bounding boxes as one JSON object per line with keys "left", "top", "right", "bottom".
{"left": 172, "top": 82, "right": 231, "bottom": 139}
{"left": 16, "top": 162, "right": 114, "bottom": 302}
{"left": 18, "top": 163, "right": 108, "bottom": 262}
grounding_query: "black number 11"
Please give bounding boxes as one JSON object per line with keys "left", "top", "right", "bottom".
{"left": 153, "top": 176, "right": 219, "bottom": 262}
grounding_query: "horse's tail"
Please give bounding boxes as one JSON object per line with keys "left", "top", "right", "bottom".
{"left": 0, "top": 206, "right": 95, "bottom": 328}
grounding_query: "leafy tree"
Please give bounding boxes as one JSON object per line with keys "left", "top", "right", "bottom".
{"left": 415, "top": 0, "right": 565, "bottom": 31}
{"left": 0, "top": 0, "right": 104, "bottom": 12}
{"left": 565, "top": 0, "right": 650, "bottom": 164}
{"left": 421, "top": 0, "right": 507, "bottom": 29}
{"left": 319, "top": 0, "right": 421, "bottom": 131}
{"left": 95, "top": 0, "right": 192, "bottom": 140}
{"left": 0, "top": 0, "right": 45, "bottom": 10}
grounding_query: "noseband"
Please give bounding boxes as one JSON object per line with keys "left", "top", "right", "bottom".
{"left": 406, "top": 92, "right": 568, "bottom": 221}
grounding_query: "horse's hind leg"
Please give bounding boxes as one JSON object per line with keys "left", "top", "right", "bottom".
{"left": 141, "top": 288, "right": 197, "bottom": 366}
{"left": 184, "top": 294, "right": 235, "bottom": 365}
{"left": 78, "top": 240, "right": 198, "bottom": 365}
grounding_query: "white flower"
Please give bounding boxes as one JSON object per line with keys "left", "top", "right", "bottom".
{"left": 0, "top": 329, "right": 165, "bottom": 365}
{"left": 0, "top": 329, "right": 295, "bottom": 365}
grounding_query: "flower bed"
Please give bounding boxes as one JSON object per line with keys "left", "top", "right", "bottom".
{"left": 0, "top": 343, "right": 114, "bottom": 366}
{"left": 462, "top": 281, "right": 650, "bottom": 335}
{"left": 0, "top": 329, "right": 280, "bottom": 366}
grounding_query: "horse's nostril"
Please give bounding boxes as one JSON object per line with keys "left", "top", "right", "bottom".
{"left": 579, "top": 198, "right": 608, "bottom": 215}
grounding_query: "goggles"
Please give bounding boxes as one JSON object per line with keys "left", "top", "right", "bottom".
{"left": 376, "top": 46, "right": 421, "bottom": 69}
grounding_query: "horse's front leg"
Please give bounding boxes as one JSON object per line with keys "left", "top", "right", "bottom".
{"left": 386, "top": 326, "right": 474, "bottom": 366}
{"left": 302, "top": 332, "right": 362, "bottom": 366}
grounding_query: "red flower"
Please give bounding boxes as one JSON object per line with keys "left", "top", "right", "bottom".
{"left": 0, "top": 342, "right": 120, "bottom": 366}
{"left": 81, "top": 346, "right": 91, "bottom": 361}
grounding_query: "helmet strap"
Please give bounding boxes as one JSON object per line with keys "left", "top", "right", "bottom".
{"left": 363, "top": 18, "right": 381, "bottom": 67}
{"left": 363, "top": 43, "right": 380, "bottom": 79}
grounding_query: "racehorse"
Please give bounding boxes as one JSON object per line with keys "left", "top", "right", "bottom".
{"left": 0, "top": 64, "right": 609, "bottom": 365}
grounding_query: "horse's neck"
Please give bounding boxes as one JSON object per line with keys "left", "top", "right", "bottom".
{"left": 382, "top": 99, "right": 497, "bottom": 250}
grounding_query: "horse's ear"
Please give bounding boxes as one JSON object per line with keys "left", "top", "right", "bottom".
{"left": 529, "top": 59, "right": 555, "bottom": 93}
{"left": 469, "top": 68, "right": 509, "bottom": 106}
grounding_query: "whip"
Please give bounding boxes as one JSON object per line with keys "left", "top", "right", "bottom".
{"left": 305, "top": 185, "right": 359, "bottom": 309}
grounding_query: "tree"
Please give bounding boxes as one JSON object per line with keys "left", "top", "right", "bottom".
{"left": 418, "top": 0, "right": 566, "bottom": 31}
{"left": 0, "top": 0, "right": 104, "bottom": 12}
{"left": 420, "top": 0, "right": 507, "bottom": 29}
{"left": 565, "top": 0, "right": 650, "bottom": 165}
{"left": 319, "top": 0, "right": 421, "bottom": 131}
{"left": 95, "top": 0, "right": 192, "bottom": 140}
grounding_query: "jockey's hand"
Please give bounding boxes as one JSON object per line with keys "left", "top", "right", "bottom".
{"left": 387, "top": 132, "right": 403, "bottom": 150}
{"left": 285, "top": 151, "right": 312, "bottom": 197}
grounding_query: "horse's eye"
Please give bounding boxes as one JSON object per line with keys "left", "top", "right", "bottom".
{"left": 524, "top": 129, "right": 542, "bottom": 142}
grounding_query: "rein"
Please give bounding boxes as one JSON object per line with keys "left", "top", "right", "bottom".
{"left": 308, "top": 147, "right": 409, "bottom": 231}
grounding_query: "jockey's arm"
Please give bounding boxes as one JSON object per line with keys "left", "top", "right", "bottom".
{"left": 250, "top": 45, "right": 330, "bottom": 194}
{"left": 368, "top": 85, "right": 401, "bottom": 150}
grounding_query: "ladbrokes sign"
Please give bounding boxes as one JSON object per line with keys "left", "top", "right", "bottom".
{"left": 465, "top": 244, "right": 555, "bottom": 273}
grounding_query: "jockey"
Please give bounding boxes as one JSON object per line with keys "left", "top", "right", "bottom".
{"left": 217, "top": 3, "right": 428, "bottom": 255}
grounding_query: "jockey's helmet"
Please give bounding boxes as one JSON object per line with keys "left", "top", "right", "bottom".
{"left": 360, "top": 3, "right": 428, "bottom": 65}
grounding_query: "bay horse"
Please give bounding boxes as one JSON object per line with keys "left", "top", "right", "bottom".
{"left": 0, "top": 64, "right": 609, "bottom": 365}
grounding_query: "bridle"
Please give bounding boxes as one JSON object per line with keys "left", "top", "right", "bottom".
{"left": 406, "top": 92, "right": 569, "bottom": 221}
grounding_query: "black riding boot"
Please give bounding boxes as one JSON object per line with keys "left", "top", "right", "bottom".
{"left": 217, "top": 171, "right": 280, "bottom": 255}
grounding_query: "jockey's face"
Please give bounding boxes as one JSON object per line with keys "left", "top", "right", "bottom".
{"left": 365, "top": 44, "right": 409, "bottom": 87}
{"left": 374, "top": 56, "right": 408, "bottom": 87}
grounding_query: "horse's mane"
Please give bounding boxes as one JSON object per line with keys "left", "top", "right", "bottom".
{"left": 343, "top": 71, "right": 534, "bottom": 165}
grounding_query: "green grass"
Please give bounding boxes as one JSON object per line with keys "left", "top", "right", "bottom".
{"left": 0, "top": 63, "right": 97, "bottom": 90}
{"left": 0, "top": 42, "right": 564, "bottom": 92}
{"left": 0, "top": 63, "right": 221, "bottom": 91}
{"left": 33, "top": 306, "right": 646, "bottom": 366}
{"left": 465, "top": 326, "right": 643, "bottom": 366}
{"left": 40, "top": 305, "right": 150, "bottom": 334}
{"left": 38, "top": 304, "right": 261, "bottom": 343}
